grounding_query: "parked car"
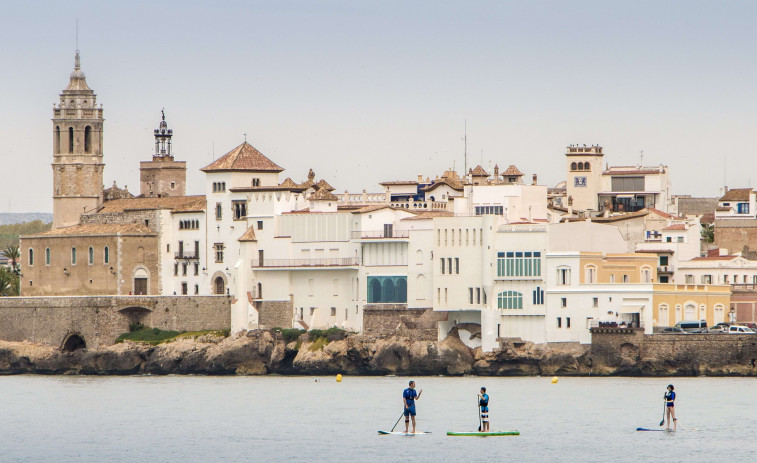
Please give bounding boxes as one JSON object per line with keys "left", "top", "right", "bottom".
{"left": 728, "top": 325, "right": 756, "bottom": 334}
{"left": 674, "top": 320, "right": 708, "bottom": 333}
{"left": 662, "top": 327, "right": 689, "bottom": 334}
{"left": 714, "top": 322, "right": 730, "bottom": 330}
{"left": 745, "top": 323, "right": 757, "bottom": 330}
{"left": 708, "top": 325, "right": 726, "bottom": 333}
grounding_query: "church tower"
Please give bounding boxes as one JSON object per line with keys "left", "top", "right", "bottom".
{"left": 51, "top": 51, "right": 104, "bottom": 229}
{"left": 139, "top": 110, "right": 186, "bottom": 197}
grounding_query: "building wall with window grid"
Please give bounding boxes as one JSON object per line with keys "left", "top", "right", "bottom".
{"left": 475, "top": 205, "right": 503, "bottom": 216}
{"left": 497, "top": 251, "right": 541, "bottom": 277}
{"left": 498, "top": 291, "right": 523, "bottom": 309}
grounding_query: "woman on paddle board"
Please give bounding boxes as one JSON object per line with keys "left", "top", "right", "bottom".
{"left": 478, "top": 387, "right": 489, "bottom": 432}
{"left": 403, "top": 380, "right": 422, "bottom": 434}
{"left": 664, "top": 384, "right": 676, "bottom": 431}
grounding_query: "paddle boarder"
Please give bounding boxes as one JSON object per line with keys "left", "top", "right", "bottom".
{"left": 478, "top": 387, "right": 490, "bottom": 432}
{"left": 403, "top": 380, "right": 422, "bottom": 434}
{"left": 664, "top": 384, "right": 676, "bottom": 431}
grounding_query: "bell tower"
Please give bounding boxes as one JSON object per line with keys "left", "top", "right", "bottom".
{"left": 51, "top": 51, "right": 104, "bottom": 229}
{"left": 139, "top": 110, "right": 187, "bottom": 197}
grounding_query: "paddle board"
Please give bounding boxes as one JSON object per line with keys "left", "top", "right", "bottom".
{"left": 378, "top": 431, "right": 431, "bottom": 436}
{"left": 636, "top": 428, "right": 674, "bottom": 432}
{"left": 447, "top": 431, "right": 519, "bottom": 436}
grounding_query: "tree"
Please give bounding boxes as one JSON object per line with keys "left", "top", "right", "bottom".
{"left": 701, "top": 223, "right": 714, "bottom": 243}
{"left": 0, "top": 267, "right": 18, "bottom": 296}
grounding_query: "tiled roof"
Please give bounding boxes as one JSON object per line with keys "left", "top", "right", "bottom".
{"left": 422, "top": 178, "right": 464, "bottom": 192}
{"left": 379, "top": 181, "right": 419, "bottom": 186}
{"left": 308, "top": 188, "right": 339, "bottom": 201}
{"left": 715, "top": 206, "right": 732, "bottom": 211}
{"left": 315, "top": 179, "right": 335, "bottom": 191}
{"left": 200, "top": 142, "right": 284, "bottom": 173}
{"left": 280, "top": 178, "right": 299, "bottom": 188}
{"left": 700, "top": 213, "right": 715, "bottom": 224}
{"left": 502, "top": 165, "right": 523, "bottom": 176}
{"left": 647, "top": 208, "right": 673, "bottom": 219}
{"left": 592, "top": 210, "right": 649, "bottom": 223}
{"left": 663, "top": 224, "right": 686, "bottom": 231}
{"left": 237, "top": 227, "right": 257, "bottom": 242}
{"left": 27, "top": 223, "right": 154, "bottom": 237}
{"left": 96, "top": 195, "right": 206, "bottom": 213}
{"left": 471, "top": 165, "right": 488, "bottom": 176}
{"left": 400, "top": 211, "right": 454, "bottom": 220}
{"left": 719, "top": 188, "right": 752, "bottom": 201}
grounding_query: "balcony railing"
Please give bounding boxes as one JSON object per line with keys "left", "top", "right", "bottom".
{"left": 657, "top": 265, "right": 671, "bottom": 273}
{"left": 732, "top": 284, "right": 757, "bottom": 291}
{"left": 174, "top": 252, "right": 199, "bottom": 259}
{"left": 351, "top": 230, "right": 410, "bottom": 239}
{"left": 251, "top": 257, "right": 359, "bottom": 268}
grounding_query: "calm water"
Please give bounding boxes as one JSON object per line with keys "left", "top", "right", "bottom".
{"left": 1, "top": 375, "right": 756, "bottom": 462}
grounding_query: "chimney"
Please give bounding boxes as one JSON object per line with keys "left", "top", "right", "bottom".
{"left": 532, "top": 174, "right": 537, "bottom": 185}
{"left": 417, "top": 174, "right": 423, "bottom": 183}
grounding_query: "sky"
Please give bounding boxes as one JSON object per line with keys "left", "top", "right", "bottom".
{"left": 2, "top": 0, "right": 757, "bottom": 213}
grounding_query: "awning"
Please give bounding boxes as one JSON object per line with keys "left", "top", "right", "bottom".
{"left": 615, "top": 194, "right": 636, "bottom": 199}
{"left": 619, "top": 304, "right": 645, "bottom": 314}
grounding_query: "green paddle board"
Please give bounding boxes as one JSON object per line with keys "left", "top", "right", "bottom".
{"left": 447, "top": 431, "right": 519, "bottom": 436}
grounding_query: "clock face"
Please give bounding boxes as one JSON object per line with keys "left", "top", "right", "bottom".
{"left": 574, "top": 176, "right": 587, "bottom": 187}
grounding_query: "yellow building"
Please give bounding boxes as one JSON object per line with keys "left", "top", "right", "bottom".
{"left": 579, "top": 252, "right": 657, "bottom": 284}
{"left": 652, "top": 283, "right": 731, "bottom": 327}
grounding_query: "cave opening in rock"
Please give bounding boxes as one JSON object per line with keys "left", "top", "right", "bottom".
{"left": 62, "top": 334, "right": 86, "bottom": 352}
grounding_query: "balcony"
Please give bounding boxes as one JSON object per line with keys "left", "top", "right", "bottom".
{"left": 251, "top": 257, "right": 359, "bottom": 268}
{"left": 657, "top": 265, "right": 671, "bottom": 273}
{"left": 351, "top": 230, "right": 410, "bottom": 239}
{"left": 174, "top": 251, "right": 199, "bottom": 259}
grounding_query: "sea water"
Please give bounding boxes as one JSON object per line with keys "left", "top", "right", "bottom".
{"left": 1, "top": 375, "right": 756, "bottom": 462}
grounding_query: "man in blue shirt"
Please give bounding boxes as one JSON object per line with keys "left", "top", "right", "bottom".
{"left": 403, "top": 380, "right": 423, "bottom": 433}
{"left": 478, "top": 387, "right": 489, "bottom": 432}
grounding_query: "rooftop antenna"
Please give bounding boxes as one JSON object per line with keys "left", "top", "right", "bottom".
{"left": 76, "top": 18, "right": 78, "bottom": 51}
{"left": 244, "top": 133, "right": 247, "bottom": 143}
{"left": 463, "top": 119, "right": 468, "bottom": 175}
{"left": 640, "top": 150, "right": 643, "bottom": 166}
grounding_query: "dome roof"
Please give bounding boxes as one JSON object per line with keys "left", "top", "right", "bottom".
{"left": 66, "top": 51, "right": 91, "bottom": 91}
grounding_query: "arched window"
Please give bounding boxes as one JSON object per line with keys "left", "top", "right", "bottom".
{"left": 28, "top": 248, "right": 34, "bottom": 266}
{"left": 55, "top": 126, "right": 61, "bottom": 154}
{"left": 84, "top": 126, "right": 92, "bottom": 153}
{"left": 88, "top": 247, "right": 94, "bottom": 265}
{"left": 68, "top": 127, "right": 74, "bottom": 153}
{"left": 571, "top": 162, "right": 577, "bottom": 170}
{"left": 381, "top": 279, "right": 396, "bottom": 302}
{"left": 215, "top": 276, "right": 225, "bottom": 295}
{"left": 641, "top": 266, "right": 652, "bottom": 283}
{"left": 179, "top": 221, "right": 184, "bottom": 229}
{"left": 658, "top": 304, "right": 669, "bottom": 325}
{"left": 557, "top": 266, "right": 571, "bottom": 285}
{"left": 577, "top": 162, "right": 584, "bottom": 170}
{"left": 45, "top": 248, "right": 51, "bottom": 265}
{"left": 498, "top": 291, "right": 523, "bottom": 309}
{"left": 104, "top": 246, "right": 109, "bottom": 264}
{"left": 71, "top": 247, "right": 77, "bottom": 265}
{"left": 684, "top": 303, "right": 696, "bottom": 320}
{"left": 583, "top": 162, "right": 591, "bottom": 171}
{"left": 584, "top": 265, "right": 597, "bottom": 283}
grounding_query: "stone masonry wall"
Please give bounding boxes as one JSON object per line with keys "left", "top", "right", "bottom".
{"left": 257, "top": 300, "right": 293, "bottom": 329}
{"left": 0, "top": 296, "right": 230, "bottom": 349}
{"left": 363, "top": 304, "right": 447, "bottom": 341}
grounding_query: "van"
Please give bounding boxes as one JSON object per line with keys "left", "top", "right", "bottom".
{"left": 674, "top": 320, "right": 708, "bottom": 333}
{"left": 728, "top": 325, "right": 756, "bottom": 334}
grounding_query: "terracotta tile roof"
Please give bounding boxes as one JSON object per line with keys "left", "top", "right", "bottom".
{"left": 592, "top": 210, "right": 649, "bottom": 223}
{"left": 719, "top": 188, "right": 752, "bottom": 201}
{"left": 715, "top": 206, "right": 732, "bottom": 211}
{"left": 28, "top": 223, "right": 154, "bottom": 237}
{"left": 647, "top": 208, "right": 673, "bottom": 219}
{"left": 308, "top": 189, "right": 339, "bottom": 201}
{"left": 422, "top": 178, "right": 464, "bottom": 192}
{"left": 200, "top": 142, "right": 284, "bottom": 173}
{"left": 471, "top": 165, "right": 488, "bottom": 176}
{"left": 400, "top": 211, "right": 454, "bottom": 220}
{"left": 700, "top": 213, "right": 715, "bottom": 224}
{"left": 237, "top": 227, "right": 257, "bottom": 242}
{"left": 502, "top": 165, "right": 523, "bottom": 176}
{"left": 663, "top": 224, "right": 686, "bottom": 231}
{"left": 315, "top": 179, "right": 335, "bottom": 191}
{"left": 379, "top": 181, "right": 419, "bottom": 186}
{"left": 280, "top": 178, "right": 299, "bottom": 188}
{"left": 95, "top": 195, "right": 206, "bottom": 213}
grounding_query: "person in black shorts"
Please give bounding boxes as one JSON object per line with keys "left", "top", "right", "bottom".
{"left": 403, "top": 380, "right": 423, "bottom": 433}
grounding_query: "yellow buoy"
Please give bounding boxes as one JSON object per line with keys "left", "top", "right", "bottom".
{"left": 336, "top": 374, "right": 342, "bottom": 382}
{"left": 551, "top": 376, "right": 558, "bottom": 384}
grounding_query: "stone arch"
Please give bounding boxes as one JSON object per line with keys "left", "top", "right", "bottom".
{"left": 370, "top": 278, "right": 382, "bottom": 302}
{"left": 396, "top": 278, "right": 407, "bottom": 302}
{"left": 132, "top": 266, "right": 150, "bottom": 295}
{"left": 381, "top": 278, "right": 396, "bottom": 302}
{"left": 61, "top": 332, "right": 87, "bottom": 352}
{"left": 211, "top": 271, "right": 227, "bottom": 295}
{"left": 119, "top": 306, "right": 152, "bottom": 328}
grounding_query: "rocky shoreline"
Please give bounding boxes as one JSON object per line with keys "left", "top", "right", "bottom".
{"left": 1, "top": 329, "right": 756, "bottom": 376}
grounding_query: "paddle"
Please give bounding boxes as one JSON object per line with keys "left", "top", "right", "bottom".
{"left": 659, "top": 400, "right": 665, "bottom": 427}
{"left": 390, "top": 411, "right": 405, "bottom": 433}
{"left": 477, "top": 395, "right": 482, "bottom": 432}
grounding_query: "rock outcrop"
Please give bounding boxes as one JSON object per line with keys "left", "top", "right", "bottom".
{"left": 2, "top": 329, "right": 756, "bottom": 376}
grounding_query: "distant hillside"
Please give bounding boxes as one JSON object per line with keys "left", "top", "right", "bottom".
{"left": 0, "top": 220, "right": 52, "bottom": 248}
{"left": 0, "top": 213, "right": 53, "bottom": 226}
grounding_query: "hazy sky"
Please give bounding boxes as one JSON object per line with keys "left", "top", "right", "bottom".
{"left": 2, "top": 0, "right": 756, "bottom": 213}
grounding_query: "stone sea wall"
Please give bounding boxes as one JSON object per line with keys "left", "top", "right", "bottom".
{"left": 2, "top": 328, "right": 756, "bottom": 376}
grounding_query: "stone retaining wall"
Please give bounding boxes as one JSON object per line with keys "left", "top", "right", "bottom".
{"left": 363, "top": 304, "right": 447, "bottom": 341}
